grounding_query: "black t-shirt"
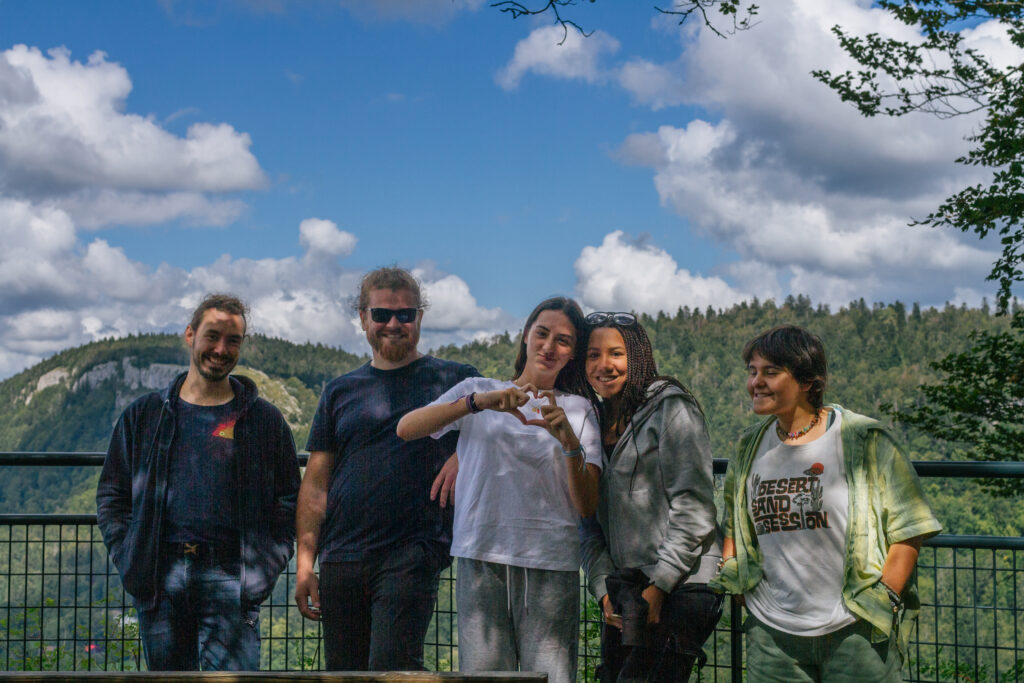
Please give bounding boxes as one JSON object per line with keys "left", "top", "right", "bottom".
{"left": 163, "top": 395, "right": 241, "bottom": 544}
{"left": 306, "top": 356, "right": 479, "bottom": 561}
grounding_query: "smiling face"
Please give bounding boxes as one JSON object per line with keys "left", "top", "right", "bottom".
{"left": 360, "top": 287, "right": 422, "bottom": 366}
{"left": 746, "top": 351, "right": 811, "bottom": 417}
{"left": 185, "top": 308, "right": 245, "bottom": 382}
{"left": 522, "top": 309, "right": 576, "bottom": 387}
{"left": 586, "top": 327, "right": 628, "bottom": 400}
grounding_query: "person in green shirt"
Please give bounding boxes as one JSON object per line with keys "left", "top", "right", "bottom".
{"left": 711, "top": 325, "right": 941, "bottom": 682}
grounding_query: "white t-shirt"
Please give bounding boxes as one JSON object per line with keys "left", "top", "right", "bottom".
{"left": 745, "top": 410, "right": 858, "bottom": 635}
{"left": 430, "top": 377, "right": 602, "bottom": 572}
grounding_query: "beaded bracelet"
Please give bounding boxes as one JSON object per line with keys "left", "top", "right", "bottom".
{"left": 879, "top": 578, "right": 902, "bottom": 613}
{"left": 561, "top": 444, "right": 587, "bottom": 472}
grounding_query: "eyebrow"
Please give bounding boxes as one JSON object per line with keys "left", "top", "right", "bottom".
{"left": 536, "top": 325, "right": 575, "bottom": 343}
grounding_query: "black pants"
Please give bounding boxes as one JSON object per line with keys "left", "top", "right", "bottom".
{"left": 319, "top": 541, "right": 449, "bottom": 671}
{"left": 600, "top": 571, "right": 723, "bottom": 683}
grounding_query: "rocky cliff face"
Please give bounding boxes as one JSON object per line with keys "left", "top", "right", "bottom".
{"left": 0, "top": 333, "right": 364, "bottom": 512}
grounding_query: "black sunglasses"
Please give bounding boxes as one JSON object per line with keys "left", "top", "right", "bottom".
{"left": 369, "top": 307, "right": 419, "bottom": 324}
{"left": 585, "top": 312, "right": 638, "bottom": 326}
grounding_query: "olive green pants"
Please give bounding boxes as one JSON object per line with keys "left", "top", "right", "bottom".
{"left": 744, "top": 614, "right": 902, "bottom": 682}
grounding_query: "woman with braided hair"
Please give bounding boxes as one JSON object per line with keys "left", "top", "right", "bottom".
{"left": 579, "top": 312, "right": 723, "bottom": 682}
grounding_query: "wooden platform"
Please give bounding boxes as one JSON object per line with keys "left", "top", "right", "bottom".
{"left": 0, "top": 673, "right": 546, "bottom": 682}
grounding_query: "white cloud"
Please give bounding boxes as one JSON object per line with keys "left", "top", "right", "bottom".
{"left": 0, "top": 204, "right": 516, "bottom": 378}
{"left": 0, "top": 45, "right": 266, "bottom": 227}
{"left": 951, "top": 286, "right": 993, "bottom": 310}
{"left": 497, "top": 26, "right": 620, "bottom": 90}
{"left": 299, "top": 218, "right": 358, "bottom": 257}
{"left": 603, "top": 0, "right": 1015, "bottom": 308}
{"left": 416, "top": 272, "right": 508, "bottom": 330}
{"left": 82, "top": 240, "right": 153, "bottom": 300}
{"left": 622, "top": 119, "right": 996, "bottom": 308}
{"left": 0, "top": 42, "right": 515, "bottom": 379}
{"left": 615, "top": 59, "right": 687, "bottom": 110}
{"left": 58, "top": 190, "right": 246, "bottom": 229}
{"left": 498, "top": 0, "right": 1019, "bottom": 308}
{"left": 574, "top": 231, "right": 749, "bottom": 314}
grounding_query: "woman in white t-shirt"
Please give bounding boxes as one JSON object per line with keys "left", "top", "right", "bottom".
{"left": 710, "top": 325, "right": 941, "bottom": 682}
{"left": 397, "top": 296, "right": 601, "bottom": 683}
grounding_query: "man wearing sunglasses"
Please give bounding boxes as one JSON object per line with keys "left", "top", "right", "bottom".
{"left": 295, "top": 266, "right": 479, "bottom": 671}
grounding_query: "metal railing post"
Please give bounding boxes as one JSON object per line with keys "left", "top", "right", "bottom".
{"left": 730, "top": 598, "right": 743, "bottom": 683}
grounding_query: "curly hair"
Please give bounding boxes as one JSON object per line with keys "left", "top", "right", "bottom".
{"left": 351, "top": 266, "right": 427, "bottom": 313}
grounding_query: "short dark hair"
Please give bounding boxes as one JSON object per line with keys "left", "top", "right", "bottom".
{"left": 742, "top": 325, "right": 828, "bottom": 411}
{"left": 512, "top": 297, "right": 588, "bottom": 394}
{"left": 188, "top": 293, "right": 248, "bottom": 335}
{"left": 352, "top": 266, "right": 426, "bottom": 313}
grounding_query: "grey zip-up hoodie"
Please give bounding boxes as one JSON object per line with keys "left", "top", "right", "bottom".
{"left": 581, "top": 381, "right": 722, "bottom": 602}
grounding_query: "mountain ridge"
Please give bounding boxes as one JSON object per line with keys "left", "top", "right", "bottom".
{"left": 1, "top": 298, "right": 1020, "bottom": 536}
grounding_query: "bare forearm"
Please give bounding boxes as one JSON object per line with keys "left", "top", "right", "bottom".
{"left": 295, "top": 497, "right": 323, "bottom": 571}
{"left": 295, "top": 451, "right": 332, "bottom": 571}
{"left": 881, "top": 536, "right": 924, "bottom": 594}
{"left": 567, "top": 461, "right": 600, "bottom": 516}
{"left": 722, "top": 537, "right": 735, "bottom": 560}
{"left": 397, "top": 400, "right": 468, "bottom": 441}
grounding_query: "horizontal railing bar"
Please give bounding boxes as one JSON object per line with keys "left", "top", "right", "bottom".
{"left": 3, "top": 453, "right": 1022, "bottom": 478}
{"left": 0, "top": 514, "right": 99, "bottom": 524}
{"left": 927, "top": 533, "right": 1024, "bottom": 550}
{"left": 0, "top": 515, "right": 1020, "bottom": 550}
{"left": 0, "top": 452, "right": 313, "bottom": 467}
{"left": 911, "top": 460, "right": 1024, "bottom": 478}
{"left": 0, "top": 452, "right": 106, "bottom": 466}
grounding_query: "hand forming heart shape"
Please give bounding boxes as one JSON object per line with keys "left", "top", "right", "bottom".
{"left": 507, "top": 388, "right": 556, "bottom": 428}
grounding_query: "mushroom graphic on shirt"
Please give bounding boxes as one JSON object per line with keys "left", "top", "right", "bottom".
{"left": 804, "top": 462, "right": 824, "bottom": 476}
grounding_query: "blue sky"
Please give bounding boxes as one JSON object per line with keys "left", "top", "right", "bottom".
{"left": 0, "top": 0, "right": 1016, "bottom": 377}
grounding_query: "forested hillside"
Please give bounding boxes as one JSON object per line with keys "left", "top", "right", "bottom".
{"left": 0, "top": 297, "right": 1019, "bottom": 536}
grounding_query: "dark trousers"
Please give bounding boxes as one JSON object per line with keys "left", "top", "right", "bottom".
{"left": 319, "top": 541, "right": 449, "bottom": 671}
{"left": 600, "top": 573, "right": 723, "bottom": 683}
{"left": 136, "top": 544, "right": 260, "bottom": 671}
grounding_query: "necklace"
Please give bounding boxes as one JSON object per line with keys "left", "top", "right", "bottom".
{"left": 776, "top": 411, "right": 821, "bottom": 441}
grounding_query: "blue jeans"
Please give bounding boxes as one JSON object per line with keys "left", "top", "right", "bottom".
{"left": 319, "top": 541, "right": 449, "bottom": 671}
{"left": 135, "top": 546, "right": 260, "bottom": 671}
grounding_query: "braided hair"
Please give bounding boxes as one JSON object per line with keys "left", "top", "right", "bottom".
{"left": 584, "top": 318, "right": 702, "bottom": 435}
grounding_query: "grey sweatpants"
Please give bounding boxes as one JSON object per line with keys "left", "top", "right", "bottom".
{"left": 456, "top": 557, "right": 579, "bottom": 683}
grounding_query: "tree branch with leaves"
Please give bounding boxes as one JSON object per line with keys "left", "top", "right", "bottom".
{"left": 813, "top": 0, "right": 1024, "bottom": 312}
{"left": 815, "top": 0, "right": 1024, "bottom": 493}
{"left": 491, "top": 0, "right": 759, "bottom": 40}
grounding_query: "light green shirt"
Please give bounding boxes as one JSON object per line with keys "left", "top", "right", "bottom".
{"left": 710, "top": 405, "right": 941, "bottom": 649}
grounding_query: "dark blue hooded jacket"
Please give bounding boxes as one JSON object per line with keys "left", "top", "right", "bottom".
{"left": 96, "top": 372, "right": 300, "bottom": 610}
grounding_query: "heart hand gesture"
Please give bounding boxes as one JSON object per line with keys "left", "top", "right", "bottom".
{"left": 475, "top": 384, "right": 546, "bottom": 426}
{"left": 537, "top": 390, "right": 580, "bottom": 452}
